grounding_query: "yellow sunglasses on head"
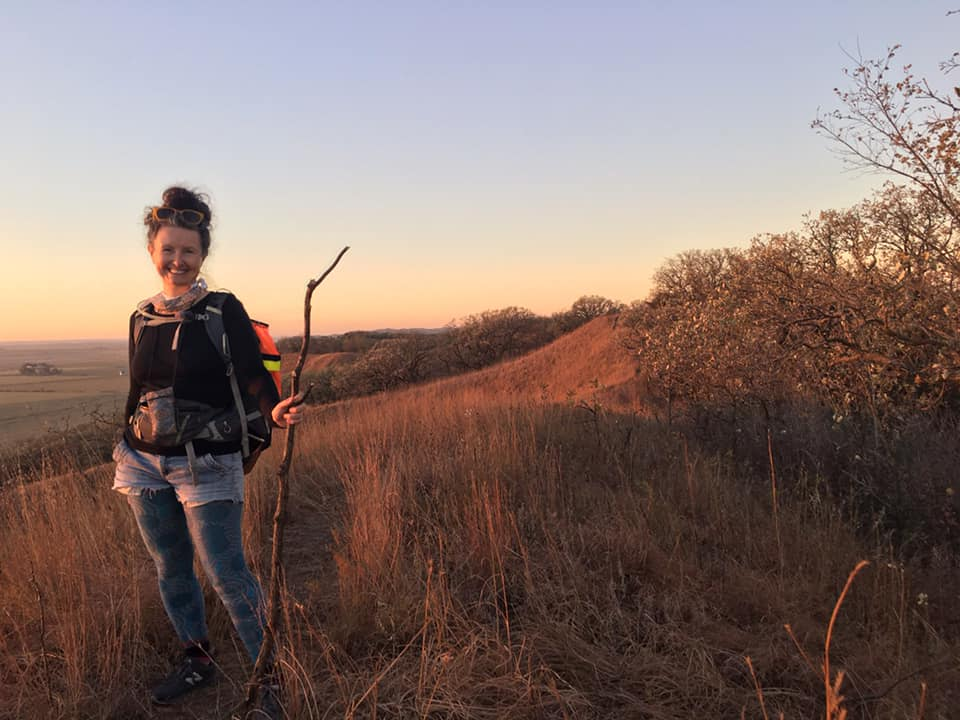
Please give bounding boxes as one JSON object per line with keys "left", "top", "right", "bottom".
{"left": 151, "top": 206, "right": 206, "bottom": 227}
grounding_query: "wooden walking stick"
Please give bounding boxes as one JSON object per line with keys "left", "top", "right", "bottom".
{"left": 239, "top": 246, "right": 350, "bottom": 715}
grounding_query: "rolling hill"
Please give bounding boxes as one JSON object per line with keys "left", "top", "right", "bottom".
{"left": 1, "top": 315, "right": 956, "bottom": 718}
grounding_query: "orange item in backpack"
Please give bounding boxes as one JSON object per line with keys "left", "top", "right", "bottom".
{"left": 251, "top": 319, "right": 282, "bottom": 396}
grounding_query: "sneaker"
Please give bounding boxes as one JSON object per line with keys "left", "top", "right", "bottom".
{"left": 150, "top": 655, "right": 217, "bottom": 704}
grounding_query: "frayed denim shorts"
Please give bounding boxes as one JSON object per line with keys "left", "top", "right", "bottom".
{"left": 111, "top": 437, "right": 245, "bottom": 507}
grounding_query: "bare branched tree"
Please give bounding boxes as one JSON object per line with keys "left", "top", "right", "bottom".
{"left": 812, "top": 37, "right": 960, "bottom": 224}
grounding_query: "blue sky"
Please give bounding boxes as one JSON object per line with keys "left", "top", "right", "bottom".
{"left": 0, "top": 1, "right": 956, "bottom": 340}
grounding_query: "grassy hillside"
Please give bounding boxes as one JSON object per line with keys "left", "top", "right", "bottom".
{"left": 1, "top": 317, "right": 957, "bottom": 719}
{"left": 280, "top": 352, "right": 359, "bottom": 376}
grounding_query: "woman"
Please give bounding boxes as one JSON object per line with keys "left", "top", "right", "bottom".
{"left": 112, "top": 186, "right": 301, "bottom": 709}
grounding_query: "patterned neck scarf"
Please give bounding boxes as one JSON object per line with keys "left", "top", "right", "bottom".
{"left": 140, "top": 278, "right": 210, "bottom": 316}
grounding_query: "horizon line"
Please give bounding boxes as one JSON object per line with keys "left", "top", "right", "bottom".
{"left": 0, "top": 326, "right": 453, "bottom": 345}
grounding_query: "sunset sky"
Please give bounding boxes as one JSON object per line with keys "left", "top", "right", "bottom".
{"left": 1, "top": 2, "right": 956, "bottom": 341}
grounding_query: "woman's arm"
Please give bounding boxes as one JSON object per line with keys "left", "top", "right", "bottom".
{"left": 221, "top": 294, "right": 286, "bottom": 426}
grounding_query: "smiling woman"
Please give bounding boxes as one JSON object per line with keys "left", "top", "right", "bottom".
{"left": 110, "top": 185, "right": 304, "bottom": 716}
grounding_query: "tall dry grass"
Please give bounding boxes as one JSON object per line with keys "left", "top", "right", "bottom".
{"left": 1, "top": 318, "right": 957, "bottom": 718}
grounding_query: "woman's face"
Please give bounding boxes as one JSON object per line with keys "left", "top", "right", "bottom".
{"left": 148, "top": 225, "right": 205, "bottom": 296}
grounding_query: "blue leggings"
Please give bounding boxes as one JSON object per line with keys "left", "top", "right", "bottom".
{"left": 127, "top": 491, "right": 265, "bottom": 662}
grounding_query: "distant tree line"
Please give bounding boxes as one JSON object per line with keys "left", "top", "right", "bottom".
{"left": 276, "top": 331, "right": 404, "bottom": 356}
{"left": 278, "top": 295, "right": 623, "bottom": 403}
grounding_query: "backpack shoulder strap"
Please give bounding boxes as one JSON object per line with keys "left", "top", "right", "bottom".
{"left": 133, "top": 310, "right": 147, "bottom": 349}
{"left": 202, "top": 292, "right": 232, "bottom": 365}
{"left": 200, "top": 292, "right": 251, "bottom": 458}
{"left": 132, "top": 301, "right": 177, "bottom": 348}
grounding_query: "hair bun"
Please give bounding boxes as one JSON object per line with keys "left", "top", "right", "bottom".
{"left": 144, "top": 185, "right": 215, "bottom": 256}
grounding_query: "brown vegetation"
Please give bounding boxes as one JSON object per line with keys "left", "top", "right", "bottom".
{"left": 619, "top": 39, "right": 960, "bottom": 556}
{"left": 1, "top": 317, "right": 957, "bottom": 719}
{"left": 280, "top": 296, "right": 623, "bottom": 404}
{"left": 282, "top": 353, "right": 359, "bottom": 376}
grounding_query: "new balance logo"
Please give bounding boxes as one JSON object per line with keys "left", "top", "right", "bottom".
{"left": 185, "top": 672, "right": 204, "bottom": 686}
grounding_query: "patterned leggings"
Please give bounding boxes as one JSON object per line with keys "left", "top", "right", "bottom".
{"left": 127, "top": 490, "right": 265, "bottom": 662}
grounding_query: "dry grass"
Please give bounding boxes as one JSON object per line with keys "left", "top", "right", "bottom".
{"left": 1, "top": 318, "right": 957, "bottom": 719}
{"left": 280, "top": 352, "right": 359, "bottom": 376}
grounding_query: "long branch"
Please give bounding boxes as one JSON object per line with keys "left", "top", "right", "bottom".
{"left": 240, "top": 245, "right": 350, "bottom": 713}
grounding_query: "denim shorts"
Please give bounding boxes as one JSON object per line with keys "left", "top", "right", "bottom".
{"left": 111, "top": 437, "right": 245, "bottom": 507}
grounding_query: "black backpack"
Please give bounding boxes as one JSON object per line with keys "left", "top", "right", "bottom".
{"left": 131, "top": 292, "right": 276, "bottom": 478}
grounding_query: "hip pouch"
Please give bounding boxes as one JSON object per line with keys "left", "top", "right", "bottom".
{"left": 131, "top": 387, "right": 239, "bottom": 447}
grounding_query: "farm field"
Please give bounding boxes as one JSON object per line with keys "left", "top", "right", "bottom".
{"left": 0, "top": 340, "right": 128, "bottom": 446}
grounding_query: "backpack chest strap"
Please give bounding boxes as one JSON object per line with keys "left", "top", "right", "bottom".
{"left": 134, "top": 306, "right": 212, "bottom": 351}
